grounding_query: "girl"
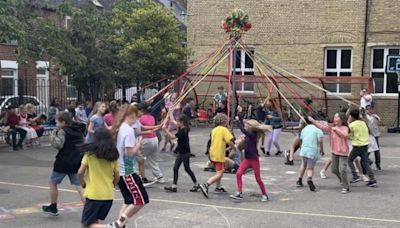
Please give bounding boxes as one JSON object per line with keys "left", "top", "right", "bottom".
{"left": 25, "top": 103, "right": 45, "bottom": 139}
{"left": 163, "top": 112, "right": 199, "bottom": 193}
{"left": 263, "top": 99, "right": 283, "bottom": 156}
{"left": 161, "top": 93, "right": 178, "bottom": 153}
{"left": 110, "top": 105, "right": 148, "bottom": 228}
{"left": 136, "top": 102, "right": 164, "bottom": 184}
{"left": 18, "top": 105, "right": 38, "bottom": 146}
{"left": 78, "top": 128, "right": 120, "bottom": 228}
{"left": 308, "top": 114, "right": 350, "bottom": 193}
{"left": 104, "top": 100, "right": 118, "bottom": 129}
{"left": 85, "top": 102, "right": 106, "bottom": 143}
{"left": 230, "top": 106, "right": 270, "bottom": 202}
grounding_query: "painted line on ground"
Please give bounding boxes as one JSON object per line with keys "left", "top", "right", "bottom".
{"left": 1, "top": 181, "right": 400, "bottom": 224}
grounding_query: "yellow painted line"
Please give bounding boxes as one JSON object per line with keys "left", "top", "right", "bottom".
{"left": 1, "top": 181, "right": 400, "bottom": 224}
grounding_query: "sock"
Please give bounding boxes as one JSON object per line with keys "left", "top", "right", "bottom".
{"left": 216, "top": 183, "right": 221, "bottom": 188}
{"left": 172, "top": 184, "right": 177, "bottom": 188}
{"left": 117, "top": 214, "right": 128, "bottom": 227}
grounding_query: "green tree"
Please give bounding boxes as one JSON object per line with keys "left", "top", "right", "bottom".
{"left": 111, "top": 0, "right": 187, "bottom": 91}
{"left": 0, "top": 0, "right": 25, "bottom": 43}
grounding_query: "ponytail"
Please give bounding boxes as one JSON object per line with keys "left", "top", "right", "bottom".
{"left": 111, "top": 104, "right": 138, "bottom": 140}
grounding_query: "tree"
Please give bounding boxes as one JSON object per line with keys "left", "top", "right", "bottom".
{"left": 111, "top": 0, "right": 187, "bottom": 91}
{"left": 0, "top": 0, "right": 25, "bottom": 43}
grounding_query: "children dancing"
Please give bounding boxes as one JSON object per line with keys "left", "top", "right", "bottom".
{"left": 163, "top": 111, "right": 199, "bottom": 193}
{"left": 230, "top": 107, "right": 270, "bottom": 202}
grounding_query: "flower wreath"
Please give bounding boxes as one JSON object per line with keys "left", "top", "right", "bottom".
{"left": 221, "top": 8, "right": 252, "bottom": 39}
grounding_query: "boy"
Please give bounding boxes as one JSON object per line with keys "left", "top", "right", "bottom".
{"left": 42, "top": 111, "right": 85, "bottom": 216}
{"left": 200, "top": 113, "right": 235, "bottom": 198}
{"left": 296, "top": 116, "right": 324, "bottom": 192}
{"left": 347, "top": 109, "right": 377, "bottom": 187}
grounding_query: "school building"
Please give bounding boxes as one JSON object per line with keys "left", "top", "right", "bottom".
{"left": 186, "top": 0, "right": 400, "bottom": 126}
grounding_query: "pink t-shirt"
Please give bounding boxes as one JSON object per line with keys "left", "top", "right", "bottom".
{"left": 139, "top": 114, "right": 157, "bottom": 139}
{"left": 104, "top": 113, "right": 114, "bottom": 127}
{"left": 315, "top": 121, "right": 349, "bottom": 156}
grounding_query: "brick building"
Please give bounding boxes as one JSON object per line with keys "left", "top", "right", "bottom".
{"left": 187, "top": 0, "right": 400, "bottom": 126}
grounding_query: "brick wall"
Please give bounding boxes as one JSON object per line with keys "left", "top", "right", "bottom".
{"left": 187, "top": 0, "right": 400, "bottom": 126}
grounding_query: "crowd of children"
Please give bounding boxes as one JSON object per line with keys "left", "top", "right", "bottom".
{"left": 35, "top": 87, "right": 385, "bottom": 227}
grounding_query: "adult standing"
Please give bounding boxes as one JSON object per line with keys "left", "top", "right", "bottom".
{"left": 359, "top": 89, "right": 373, "bottom": 110}
{"left": 213, "top": 86, "right": 227, "bottom": 112}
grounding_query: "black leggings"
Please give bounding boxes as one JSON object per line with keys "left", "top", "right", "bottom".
{"left": 173, "top": 153, "right": 197, "bottom": 185}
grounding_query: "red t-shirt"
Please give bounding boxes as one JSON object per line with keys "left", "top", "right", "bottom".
{"left": 104, "top": 113, "right": 114, "bottom": 127}
{"left": 6, "top": 112, "right": 20, "bottom": 128}
{"left": 139, "top": 114, "right": 156, "bottom": 139}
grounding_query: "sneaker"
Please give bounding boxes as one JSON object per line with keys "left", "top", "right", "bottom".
{"left": 275, "top": 151, "right": 283, "bottom": 156}
{"left": 42, "top": 204, "right": 59, "bottom": 216}
{"left": 164, "top": 186, "right": 177, "bottom": 192}
{"left": 229, "top": 192, "right": 243, "bottom": 200}
{"left": 199, "top": 183, "right": 209, "bottom": 198}
{"left": 341, "top": 188, "right": 350, "bottom": 194}
{"left": 189, "top": 184, "right": 199, "bottom": 192}
{"left": 109, "top": 221, "right": 125, "bottom": 228}
{"left": 285, "top": 160, "right": 294, "bottom": 166}
{"left": 260, "top": 147, "right": 265, "bottom": 154}
{"left": 350, "top": 176, "right": 361, "bottom": 183}
{"left": 296, "top": 180, "right": 303, "bottom": 187}
{"left": 366, "top": 180, "right": 377, "bottom": 187}
{"left": 190, "top": 153, "right": 196, "bottom": 157}
{"left": 214, "top": 187, "right": 227, "bottom": 193}
{"left": 265, "top": 152, "right": 270, "bottom": 157}
{"left": 142, "top": 177, "right": 156, "bottom": 187}
{"left": 362, "top": 175, "right": 370, "bottom": 182}
{"left": 261, "top": 194, "right": 269, "bottom": 202}
{"left": 307, "top": 180, "right": 316, "bottom": 192}
{"left": 320, "top": 170, "right": 327, "bottom": 179}
{"left": 154, "top": 176, "right": 166, "bottom": 184}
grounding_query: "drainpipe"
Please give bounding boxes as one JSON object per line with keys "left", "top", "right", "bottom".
{"left": 361, "top": 0, "right": 370, "bottom": 77}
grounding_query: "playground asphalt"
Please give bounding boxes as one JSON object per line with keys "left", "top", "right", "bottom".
{"left": 1, "top": 127, "right": 400, "bottom": 228}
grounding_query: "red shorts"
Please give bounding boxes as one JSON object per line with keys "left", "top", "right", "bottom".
{"left": 212, "top": 162, "right": 225, "bottom": 172}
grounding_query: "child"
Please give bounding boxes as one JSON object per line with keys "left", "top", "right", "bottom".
{"left": 199, "top": 113, "right": 235, "bottom": 198}
{"left": 296, "top": 116, "right": 324, "bottom": 192}
{"left": 163, "top": 113, "right": 199, "bottom": 193}
{"left": 110, "top": 105, "right": 148, "bottom": 228}
{"left": 308, "top": 113, "right": 350, "bottom": 193}
{"left": 42, "top": 111, "right": 85, "bottom": 216}
{"left": 18, "top": 105, "right": 38, "bottom": 147}
{"left": 78, "top": 128, "right": 120, "bottom": 228}
{"left": 85, "top": 101, "right": 106, "bottom": 143}
{"left": 347, "top": 109, "right": 377, "bottom": 187}
{"left": 230, "top": 108, "right": 270, "bottom": 202}
{"left": 225, "top": 135, "right": 244, "bottom": 173}
{"left": 364, "top": 105, "right": 381, "bottom": 170}
{"left": 263, "top": 99, "right": 283, "bottom": 156}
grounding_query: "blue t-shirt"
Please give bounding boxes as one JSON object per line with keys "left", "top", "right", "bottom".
{"left": 85, "top": 115, "right": 105, "bottom": 143}
{"left": 299, "top": 125, "right": 324, "bottom": 159}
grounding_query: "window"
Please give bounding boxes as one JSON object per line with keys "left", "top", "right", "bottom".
{"left": 233, "top": 49, "right": 254, "bottom": 93}
{"left": 324, "top": 48, "right": 352, "bottom": 93}
{"left": 371, "top": 47, "right": 399, "bottom": 94}
{"left": 1, "top": 69, "right": 17, "bottom": 96}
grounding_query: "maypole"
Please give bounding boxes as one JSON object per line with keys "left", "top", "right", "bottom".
{"left": 221, "top": 8, "right": 252, "bottom": 128}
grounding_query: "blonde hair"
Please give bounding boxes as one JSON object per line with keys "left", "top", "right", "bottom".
{"left": 25, "top": 103, "right": 35, "bottom": 113}
{"left": 213, "top": 113, "right": 228, "bottom": 126}
{"left": 88, "top": 101, "right": 105, "bottom": 120}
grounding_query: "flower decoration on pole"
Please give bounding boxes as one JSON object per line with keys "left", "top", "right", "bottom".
{"left": 221, "top": 8, "right": 252, "bottom": 40}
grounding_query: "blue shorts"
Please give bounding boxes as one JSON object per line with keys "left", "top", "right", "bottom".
{"left": 301, "top": 156, "right": 318, "bottom": 169}
{"left": 50, "top": 171, "right": 80, "bottom": 186}
{"left": 81, "top": 199, "right": 113, "bottom": 226}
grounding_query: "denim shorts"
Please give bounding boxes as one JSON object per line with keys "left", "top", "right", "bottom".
{"left": 50, "top": 171, "right": 80, "bottom": 186}
{"left": 301, "top": 156, "right": 318, "bottom": 169}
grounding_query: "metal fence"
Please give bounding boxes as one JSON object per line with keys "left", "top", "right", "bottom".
{"left": 0, "top": 78, "right": 76, "bottom": 115}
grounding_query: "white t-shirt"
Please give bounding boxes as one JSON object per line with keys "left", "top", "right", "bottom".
{"left": 117, "top": 122, "right": 136, "bottom": 176}
{"left": 131, "top": 120, "right": 142, "bottom": 138}
{"left": 360, "top": 95, "right": 372, "bottom": 109}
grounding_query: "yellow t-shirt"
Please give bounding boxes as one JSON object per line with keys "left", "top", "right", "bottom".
{"left": 82, "top": 153, "right": 119, "bottom": 200}
{"left": 210, "top": 126, "right": 233, "bottom": 163}
{"left": 349, "top": 120, "right": 369, "bottom": 146}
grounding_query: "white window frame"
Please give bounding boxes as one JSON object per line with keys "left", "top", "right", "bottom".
{"left": 233, "top": 49, "right": 254, "bottom": 94}
{"left": 36, "top": 61, "right": 50, "bottom": 107}
{"left": 1, "top": 60, "right": 18, "bottom": 96}
{"left": 65, "top": 16, "right": 71, "bottom": 29}
{"left": 370, "top": 47, "right": 399, "bottom": 96}
{"left": 324, "top": 48, "right": 352, "bottom": 95}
